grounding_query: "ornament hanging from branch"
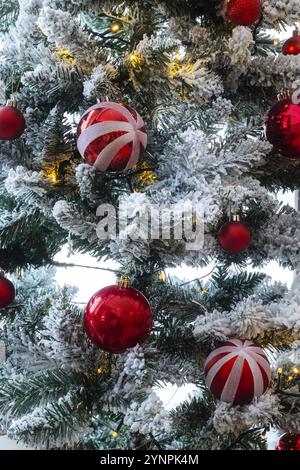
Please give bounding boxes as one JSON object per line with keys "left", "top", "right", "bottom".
{"left": 265, "top": 92, "right": 300, "bottom": 160}
{"left": 217, "top": 214, "right": 252, "bottom": 254}
{"left": 0, "top": 98, "right": 25, "bottom": 141}
{"left": 226, "top": 0, "right": 262, "bottom": 26}
{"left": 282, "top": 30, "right": 300, "bottom": 56}
{"left": 275, "top": 433, "right": 300, "bottom": 451}
{"left": 204, "top": 339, "right": 271, "bottom": 405}
{"left": 77, "top": 101, "right": 147, "bottom": 172}
{"left": 0, "top": 272, "right": 15, "bottom": 308}
{"left": 83, "top": 275, "right": 153, "bottom": 353}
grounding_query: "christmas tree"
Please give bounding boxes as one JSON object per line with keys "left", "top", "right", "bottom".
{"left": 0, "top": 0, "right": 300, "bottom": 451}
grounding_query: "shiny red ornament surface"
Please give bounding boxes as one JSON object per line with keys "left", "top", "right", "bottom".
{"left": 0, "top": 275, "right": 15, "bottom": 308}
{"left": 83, "top": 285, "right": 153, "bottom": 353}
{"left": 266, "top": 98, "right": 300, "bottom": 160}
{"left": 0, "top": 105, "right": 26, "bottom": 140}
{"left": 275, "top": 433, "right": 300, "bottom": 451}
{"left": 77, "top": 104, "right": 143, "bottom": 172}
{"left": 227, "top": 0, "right": 261, "bottom": 26}
{"left": 282, "top": 35, "right": 300, "bottom": 56}
{"left": 204, "top": 339, "right": 271, "bottom": 405}
{"left": 217, "top": 221, "right": 252, "bottom": 254}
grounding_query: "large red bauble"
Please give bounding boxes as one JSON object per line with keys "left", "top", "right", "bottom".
{"left": 83, "top": 285, "right": 153, "bottom": 353}
{"left": 265, "top": 98, "right": 300, "bottom": 160}
{"left": 0, "top": 105, "right": 26, "bottom": 140}
{"left": 204, "top": 339, "right": 271, "bottom": 405}
{"left": 227, "top": 0, "right": 261, "bottom": 26}
{"left": 77, "top": 102, "right": 147, "bottom": 172}
{"left": 282, "top": 34, "right": 300, "bottom": 56}
{"left": 0, "top": 275, "right": 15, "bottom": 308}
{"left": 275, "top": 433, "right": 300, "bottom": 451}
{"left": 217, "top": 220, "right": 251, "bottom": 254}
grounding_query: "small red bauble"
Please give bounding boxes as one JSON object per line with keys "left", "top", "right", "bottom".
{"left": 265, "top": 98, "right": 300, "bottom": 160}
{"left": 0, "top": 103, "right": 25, "bottom": 140}
{"left": 77, "top": 101, "right": 147, "bottom": 172}
{"left": 83, "top": 284, "right": 153, "bottom": 353}
{"left": 0, "top": 274, "right": 15, "bottom": 308}
{"left": 204, "top": 339, "right": 271, "bottom": 405}
{"left": 275, "top": 433, "right": 300, "bottom": 451}
{"left": 227, "top": 0, "right": 261, "bottom": 26}
{"left": 217, "top": 218, "right": 251, "bottom": 254}
{"left": 282, "top": 32, "right": 300, "bottom": 56}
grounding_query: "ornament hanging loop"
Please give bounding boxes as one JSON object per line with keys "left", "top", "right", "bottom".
{"left": 277, "top": 88, "right": 291, "bottom": 101}
{"left": 232, "top": 213, "right": 241, "bottom": 222}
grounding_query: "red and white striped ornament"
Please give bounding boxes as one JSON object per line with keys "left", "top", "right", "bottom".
{"left": 77, "top": 101, "right": 147, "bottom": 172}
{"left": 204, "top": 339, "right": 271, "bottom": 405}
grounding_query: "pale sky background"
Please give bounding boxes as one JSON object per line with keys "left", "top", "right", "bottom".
{"left": 0, "top": 26, "right": 297, "bottom": 450}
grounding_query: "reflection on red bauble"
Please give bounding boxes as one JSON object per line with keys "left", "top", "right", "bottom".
{"left": 204, "top": 339, "right": 271, "bottom": 405}
{"left": 0, "top": 105, "right": 26, "bottom": 140}
{"left": 77, "top": 101, "right": 147, "bottom": 172}
{"left": 0, "top": 274, "right": 15, "bottom": 308}
{"left": 83, "top": 285, "right": 153, "bottom": 353}
{"left": 282, "top": 33, "right": 300, "bottom": 56}
{"left": 265, "top": 98, "right": 300, "bottom": 160}
{"left": 275, "top": 433, "right": 300, "bottom": 451}
{"left": 218, "top": 220, "right": 252, "bottom": 254}
{"left": 227, "top": 0, "right": 261, "bottom": 26}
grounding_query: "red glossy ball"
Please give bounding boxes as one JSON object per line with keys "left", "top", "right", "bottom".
{"left": 266, "top": 98, "right": 300, "bottom": 160}
{"left": 282, "top": 35, "right": 300, "bottom": 56}
{"left": 218, "top": 221, "right": 252, "bottom": 254}
{"left": 83, "top": 285, "right": 153, "bottom": 353}
{"left": 77, "top": 104, "right": 141, "bottom": 172}
{"left": 0, "top": 106, "right": 26, "bottom": 140}
{"left": 204, "top": 339, "right": 271, "bottom": 405}
{"left": 0, "top": 275, "right": 15, "bottom": 308}
{"left": 275, "top": 433, "right": 300, "bottom": 451}
{"left": 227, "top": 0, "right": 261, "bottom": 26}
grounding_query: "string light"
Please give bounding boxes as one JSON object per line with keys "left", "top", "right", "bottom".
{"left": 158, "top": 272, "right": 166, "bottom": 282}
{"left": 111, "top": 431, "right": 118, "bottom": 438}
{"left": 277, "top": 368, "right": 283, "bottom": 375}
{"left": 293, "top": 368, "right": 299, "bottom": 375}
{"left": 111, "top": 21, "right": 122, "bottom": 33}
{"left": 135, "top": 163, "right": 157, "bottom": 188}
{"left": 273, "top": 39, "right": 279, "bottom": 46}
{"left": 43, "top": 164, "right": 59, "bottom": 185}
{"left": 97, "top": 367, "right": 104, "bottom": 374}
{"left": 56, "top": 49, "right": 74, "bottom": 65}
{"left": 128, "top": 52, "right": 143, "bottom": 70}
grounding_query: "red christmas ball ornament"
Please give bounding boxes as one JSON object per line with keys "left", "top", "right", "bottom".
{"left": 265, "top": 97, "right": 300, "bottom": 160}
{"left": 0, "top": 273, "right": 15, "bottom": 308}
{"left": 77, "top": 101, "right": 147, "bottom": 172}
{"left": 282, "top": 30, "right": 300, "bottom": 56}
{"left": 83, "top": 280, "right": 153, "bottom": 354}
{"left": 226, "top": 0, "right": 262, "bottom": 26}
{"left": 204, "top": 339, "right": 271, "bottom": 405}
{"left": 275, "top": 433, "right": 300, "bottom": 451}
{"left": 217, "top": 215, "right": 252, "bottom": 254}
{"left": 0, "top": 100, "right": 26, "bottom": 140}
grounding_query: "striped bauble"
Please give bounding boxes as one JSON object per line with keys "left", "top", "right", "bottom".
{"left": 77, "top": 101, "right": 147, "bottom": 172}
{"left": 204, "top": 339, "right": 271, "bottom": 405}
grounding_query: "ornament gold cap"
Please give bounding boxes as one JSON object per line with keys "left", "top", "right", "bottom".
{"left": 293, "top": 29, "right": 300, "bottom": 37}
{"left": 277, "top": 88, "right": 291, "bottom": 100}
{"left": 0, "top": 270, "right": 4, "bottom": 278}
{"left": 232, "top": 214, "right": 241, "bottom": 222}
{"left": 117, "top": 274, "right": 130, "bottom": 288}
